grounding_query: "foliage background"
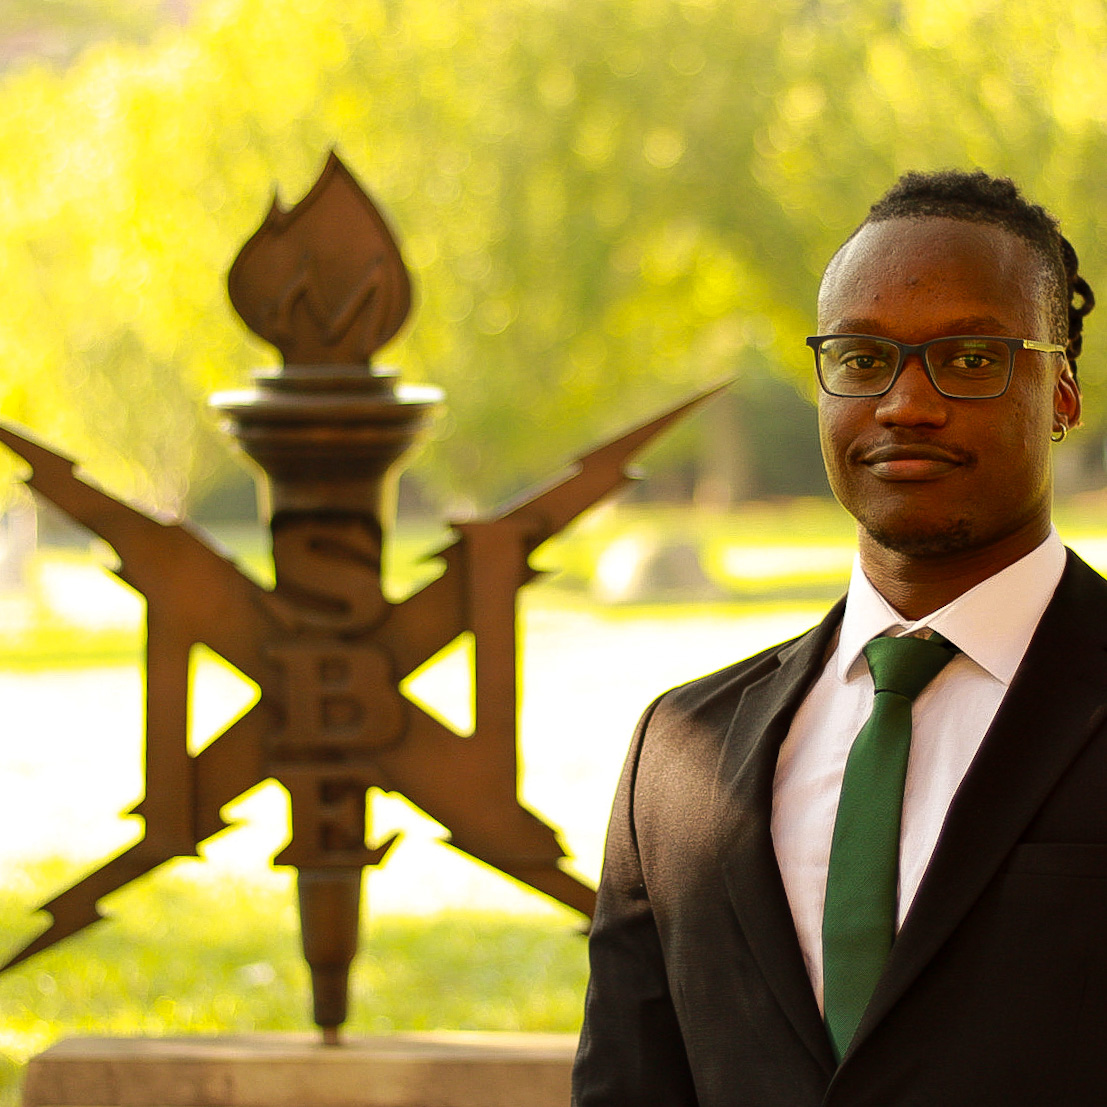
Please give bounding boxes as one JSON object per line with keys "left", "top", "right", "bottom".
{"left": 3, "top": 0, "right": 1107, "bottom": 519}
{"left": 7, "top": 3, "right": 1107, "bottom": 1098}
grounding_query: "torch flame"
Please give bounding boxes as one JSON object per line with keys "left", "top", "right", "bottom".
{"left": 228, "top": 152, "right": 412, "bottom": 365}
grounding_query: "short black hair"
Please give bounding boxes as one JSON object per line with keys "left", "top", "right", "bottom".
{"left": 855, "top": 169, "right": 1094, "bottom": 378}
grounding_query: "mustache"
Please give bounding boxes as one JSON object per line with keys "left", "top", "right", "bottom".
{"left": 852, "top": 436, "right": 976, "bottom": 467}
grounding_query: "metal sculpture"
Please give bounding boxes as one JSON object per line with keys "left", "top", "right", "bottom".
{"left": 0, "top": 154, "right": 723, "bottom": 1040}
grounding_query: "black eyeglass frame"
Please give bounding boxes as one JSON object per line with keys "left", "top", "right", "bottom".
{"left": 805, "top": 333, "right": 1068, "bottom": 399}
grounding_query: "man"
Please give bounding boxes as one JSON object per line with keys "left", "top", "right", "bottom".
{"left": 572, "top": 170, "right": 1106, "bottom": 1104}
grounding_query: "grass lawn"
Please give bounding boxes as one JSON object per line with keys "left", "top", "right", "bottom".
{"left": 0, "top": 862, "right": 588, "bottom": 1107}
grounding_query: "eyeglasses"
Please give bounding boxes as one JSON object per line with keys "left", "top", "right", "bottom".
{"left": 806, "top": 334, "right": 1067, "bottom": 399}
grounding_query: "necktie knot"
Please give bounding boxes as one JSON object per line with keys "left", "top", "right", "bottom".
{"left": 862, "top": 632, "right": 958, "bottom": 702}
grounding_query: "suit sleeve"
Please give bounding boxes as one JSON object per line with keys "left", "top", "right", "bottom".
{"left": 572, "top": 697, "right": 699, "bottom": 1106}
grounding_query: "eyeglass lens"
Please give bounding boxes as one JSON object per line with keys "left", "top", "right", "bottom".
{"left": 817, "top": 336, "right": 1012, "bottom": 398}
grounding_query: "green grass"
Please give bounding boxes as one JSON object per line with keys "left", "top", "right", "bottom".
{"left": 0, "top": 861, "right": 588, "bottom": 1107}
{"left": 0, "top": 620, "right": 140, "bottom": 670}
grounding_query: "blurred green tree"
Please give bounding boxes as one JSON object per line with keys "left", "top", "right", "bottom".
{"left": 0, "top": 0, "right": 1103, "bottom": 515}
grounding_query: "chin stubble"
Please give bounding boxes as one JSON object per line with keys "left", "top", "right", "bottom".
{"left": 862, "top": 517, "right": 975, "bottom": 559}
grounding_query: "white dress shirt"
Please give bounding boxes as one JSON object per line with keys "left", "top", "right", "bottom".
{"left": 771, "top": 529, "right": 1067, "bottom": 1012}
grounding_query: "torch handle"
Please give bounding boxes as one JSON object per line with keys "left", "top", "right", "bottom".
{"left": 297, "top": 868, "right": 364, "bottom": 1044}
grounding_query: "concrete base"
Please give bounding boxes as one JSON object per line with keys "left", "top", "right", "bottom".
{"left": 22, "top": 1032, "right": 577, "bottom": 1107}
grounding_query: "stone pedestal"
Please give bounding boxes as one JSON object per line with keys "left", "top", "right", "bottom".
{"left": 22, "top": 1032, "right": 577, "bottom": 1107}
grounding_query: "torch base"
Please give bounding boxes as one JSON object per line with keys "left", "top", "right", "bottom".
{"left": 21, "top": 1032, "right": 576, "bottom": 1107}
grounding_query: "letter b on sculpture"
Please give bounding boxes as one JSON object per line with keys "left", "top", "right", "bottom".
{"left": 267, "top": 641, "right": 406, "bottom": 758}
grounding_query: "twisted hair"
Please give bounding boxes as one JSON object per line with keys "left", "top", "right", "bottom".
{"left": 860, "top": 170, "right": 1094, "bottom": 379}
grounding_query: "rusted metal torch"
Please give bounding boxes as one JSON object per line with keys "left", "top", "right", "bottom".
{"left": 0, "top": 153, "right": 724, "bottom": 1043}
{"left": 213, "top": 154, "right": 436, "bottom": 1039}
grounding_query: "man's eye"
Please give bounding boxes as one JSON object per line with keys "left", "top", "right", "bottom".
{"left": 839, "top": 351, "right": 891, "bottom": 375}
{"left": 940, "top": 347, "right": 1001, "bottom": 375}
{"left": 951, "top": 353, "right": 993, "bottom": 369}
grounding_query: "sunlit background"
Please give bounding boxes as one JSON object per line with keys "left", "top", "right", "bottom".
{"left": 6, "top": 0, "right": 1107, "bottom": 1095}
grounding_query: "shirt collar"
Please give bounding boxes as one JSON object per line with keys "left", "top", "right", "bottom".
{"left": 837, "top": 528, "right": 1066, "bottom": 685}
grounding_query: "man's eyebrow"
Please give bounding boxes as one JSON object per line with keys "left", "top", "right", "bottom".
{"left": 823, "top": 316, "right": 1015, "bottom": 336}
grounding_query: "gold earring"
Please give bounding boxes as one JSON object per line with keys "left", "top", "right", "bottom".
{"left": 1051, "top": 424, "right": 1068, "bottom": 443}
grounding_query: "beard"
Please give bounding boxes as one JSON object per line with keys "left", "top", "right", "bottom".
{"left": 859, "top": 514, "right": 976, "bottom": 559}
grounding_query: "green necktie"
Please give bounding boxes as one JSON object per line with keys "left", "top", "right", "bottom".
{"left": 822, "top": 632, "right": 958, "bottom": 1062}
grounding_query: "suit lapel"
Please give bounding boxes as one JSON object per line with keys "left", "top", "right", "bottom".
{"left": 719, "top": 600, "right": 844, "bottom": 1075}
{"left": 850, "top": 553, "right": 1107, "bottom": 1055}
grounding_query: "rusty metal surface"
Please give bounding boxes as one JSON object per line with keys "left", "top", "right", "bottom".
{"left": 0, "top": 155, "right": 726, "bottom": 1036}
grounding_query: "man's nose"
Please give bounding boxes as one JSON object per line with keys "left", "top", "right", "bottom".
{"left": 874, "top": 356, "right": 949, "bottom": 426}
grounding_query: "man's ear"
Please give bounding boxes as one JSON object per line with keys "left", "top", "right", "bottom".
{"left": 1056, "top": 364, "right": 1082, "bottom": 431}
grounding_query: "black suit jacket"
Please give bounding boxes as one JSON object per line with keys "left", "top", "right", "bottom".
{"left": 573, "top": 551, "right": 1107, "bottom": 1105}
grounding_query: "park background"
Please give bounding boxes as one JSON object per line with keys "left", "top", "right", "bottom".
{"left": 6, "top": 0, "right": 1107, "bottom": 1101}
